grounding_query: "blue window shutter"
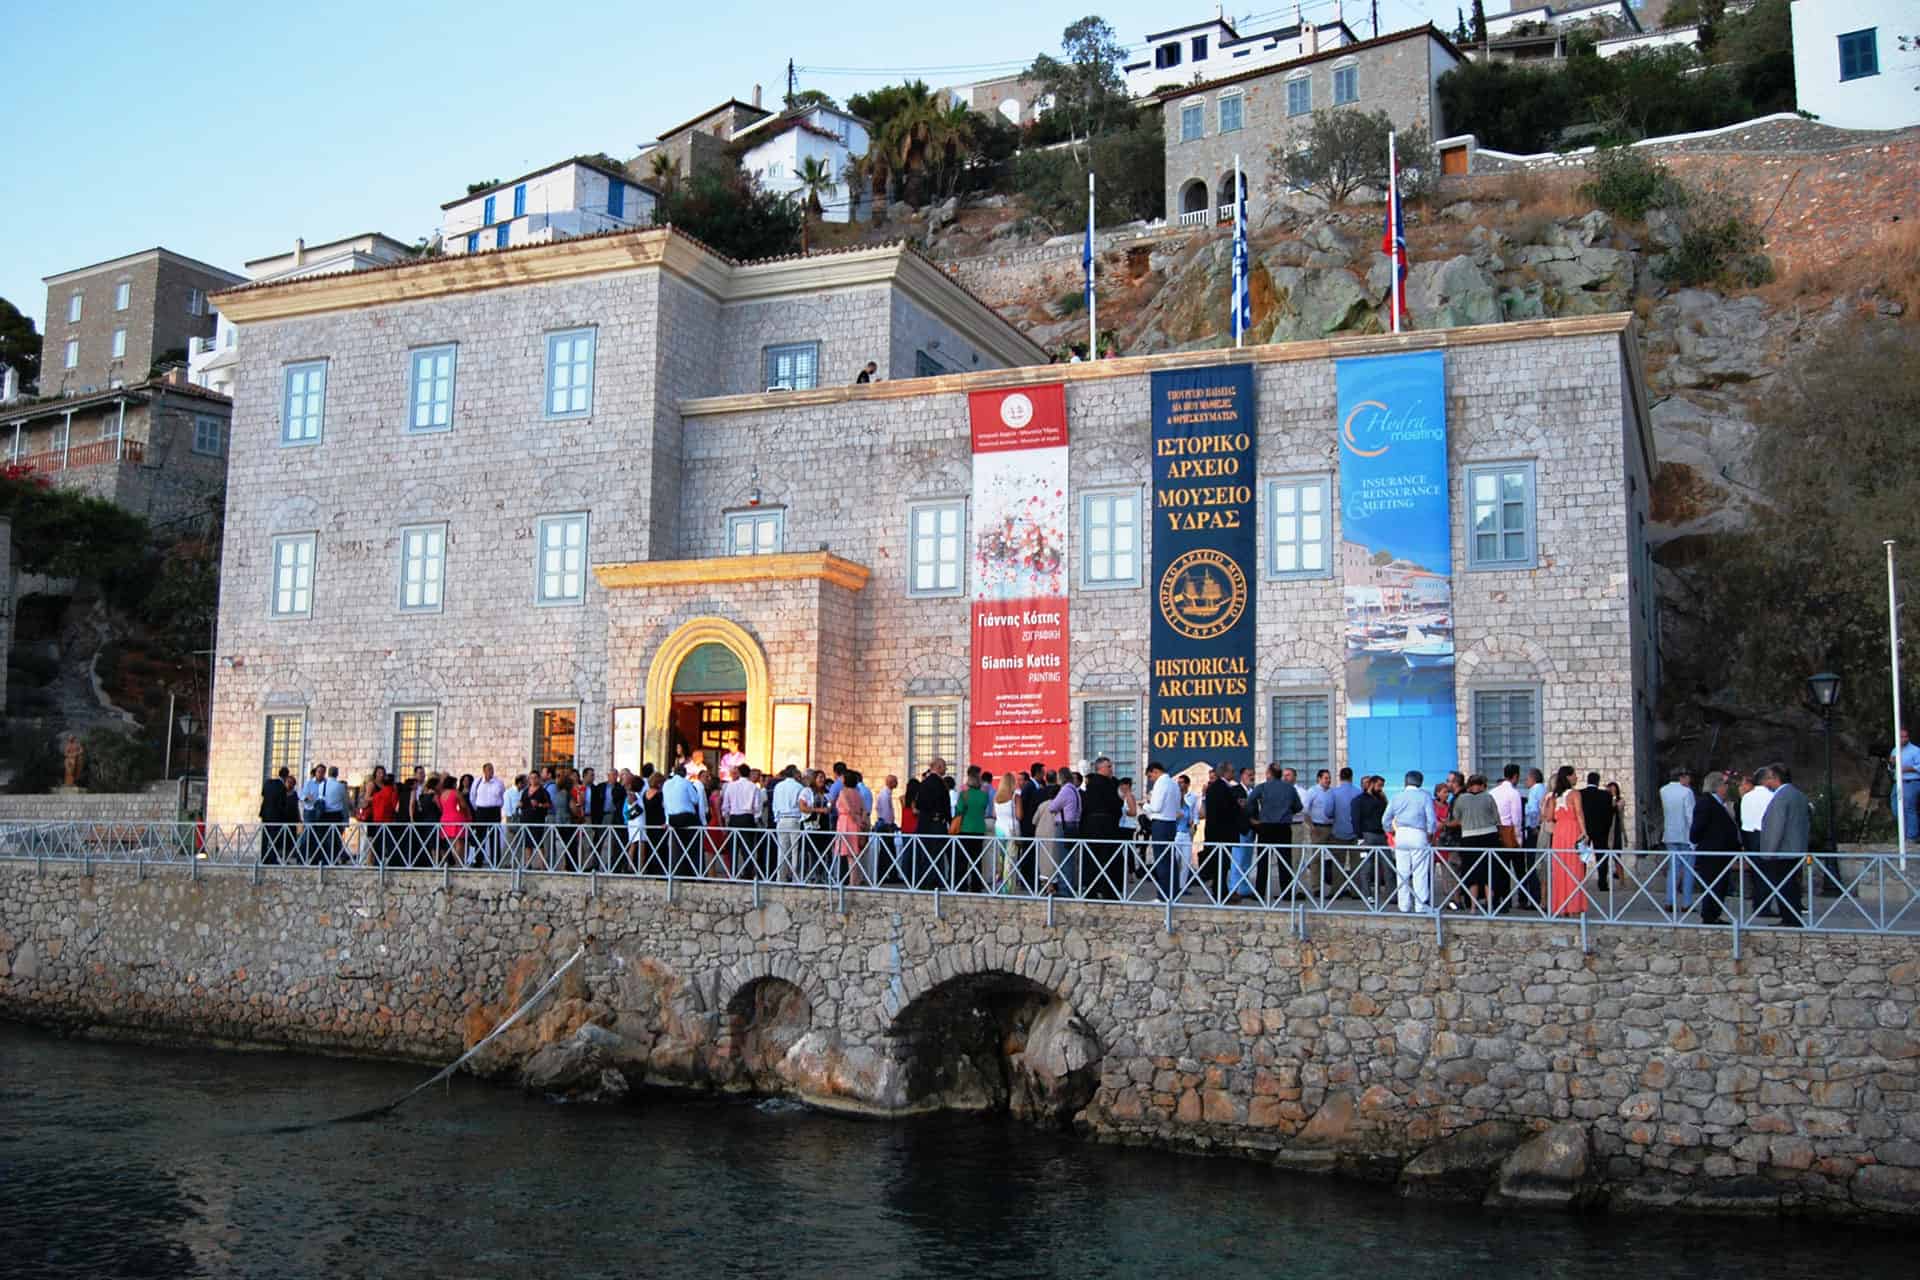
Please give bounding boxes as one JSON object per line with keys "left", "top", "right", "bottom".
{"left": 466, "top": 232, "right": 479, "bottom": 253}
{"left": 513, "top": 183, "right": 527, "bottom": 217}
{"left": 496, "top": 223, "right": 509, "bottom": 249}
{"left": 608, "top": 181, "right": 624, "bottom": 219}
{"left": 483, "top": 194, "right": 496, "bottom": 224}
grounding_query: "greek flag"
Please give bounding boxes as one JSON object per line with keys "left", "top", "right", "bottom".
{"left": 1231, "top": 155, "right": 1250, "bottom": 346}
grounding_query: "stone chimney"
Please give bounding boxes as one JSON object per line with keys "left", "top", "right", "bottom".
{"left": 293, "top": 237, "right": 305, "bottom": 267}
{"left": 752, "top": 84, "right": 762, "bottom": 108}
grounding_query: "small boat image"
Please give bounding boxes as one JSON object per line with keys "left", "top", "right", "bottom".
{"left": 1171, "top": 569, "right": 1230, "bottom": 620}
{"left": 1400, "top": 624, "right": 1454, "bottom": 669}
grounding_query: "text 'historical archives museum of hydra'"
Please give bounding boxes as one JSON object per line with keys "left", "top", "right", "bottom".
{"left": 203, "top": 226, "right": 1659, "bottom": 834}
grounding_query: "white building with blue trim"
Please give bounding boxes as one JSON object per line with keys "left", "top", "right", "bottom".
{"left": 441, "top": 158, "right": 659, "bottom": 256}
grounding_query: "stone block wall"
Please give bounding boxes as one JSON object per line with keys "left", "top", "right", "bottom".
{"left": 0, "top": 789, "right": 180, "bottom": 822}
{"left": 2, "top": 863, "right": 1915, "bottom": 1218}
{"left": 712, "top": 285, "right": 890, "bottom": 396}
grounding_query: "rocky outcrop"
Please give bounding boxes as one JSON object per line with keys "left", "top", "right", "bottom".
{"left": 1399, "top": 1119, "right": 1532, "bottom": 1201}
{"left": 1488, "top": 1121, "right": 1595, "bottom": 1208}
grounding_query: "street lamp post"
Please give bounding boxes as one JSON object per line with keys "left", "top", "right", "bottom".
{"left": 1807, "top": 672, "right": 1842, "bottom": 853}
{"left": 178, "top": 712, "right": 198, "bottom": 778}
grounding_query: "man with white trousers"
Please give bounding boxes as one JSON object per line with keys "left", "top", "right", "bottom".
{"left": 1384, "top": 770, "right": 1439, "bottom": 913}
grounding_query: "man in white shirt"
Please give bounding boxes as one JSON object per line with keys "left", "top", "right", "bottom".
{"left": 1659, "top": 768, "right": 1697, "bottom": 911}
{"left": 1738, "top": 773, "right": 1773, "bottom": 853}
{"left": 1894, "top": 728, "right": 1920, "bottom": 849}
{"left": 1384, "top": 771, "right": 1439, "bottom": 913}
{"left": 721, "top": 765, "right": 762, "bottom": 876}
{"left": 471, "top": 762, "right": 507, "bottom": 866}
{"left": 1490, "top": 764, "right": 1526, "bottom": 911}
{"left": 771, "top": 765, "right": 812, "bottom": 882}
{"left": 1143, "top": 761, "right": 1183, "bottom": 900}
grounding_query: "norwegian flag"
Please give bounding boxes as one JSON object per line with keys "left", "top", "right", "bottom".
{"left": 1381, "top": 136, "right": 1410, "bottom": 333}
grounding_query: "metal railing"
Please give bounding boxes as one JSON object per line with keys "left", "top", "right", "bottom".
{"left": 2, "top": 821, "right": 1913, "bottom": 944}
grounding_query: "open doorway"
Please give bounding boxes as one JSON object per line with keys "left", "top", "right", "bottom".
{"left": 669, "top": 641, "right": 748, "bottom": 771}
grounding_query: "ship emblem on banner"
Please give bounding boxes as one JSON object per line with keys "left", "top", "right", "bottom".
{"left": 968, "top": 384, "right": 1071, "bottom": 777}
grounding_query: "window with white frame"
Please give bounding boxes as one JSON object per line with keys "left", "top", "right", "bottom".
{"left": 544, "top": 328, "right": 596, "bottom": 418}
{"left": 1466, "top": 461, "right": 1537, "bottom": 569}
{"left": 1218, "top": 92, "right": 1243, "bottom": 133}
{"left": 1472, "top": 687, "right": 1540, "bottom": 781}
{"left": 1333, "top": 64, "right": 1358, "bottom": 105}
{"left": 67, "top": 294, "right": 82, "bottom": 323}
{"left": 188, "top": 288, "right": 206, "bottom": 316}
{"left": 1082, "top": 488, "right": 1140, "bottom": 588}
{"left": 392, "top": 709, "right": 436, "bottom": 775}
{"left": 1180, "top": 101, "right": 1204, "bottom": 141}
{"left": 111, "top": 329, "right": 126, "bottom": 359}
{"left": 64, "top": 339, "right": 78, "bottom": 369}
{"left": 398, "top": 523, "right": 446, "bottom": 613}
{"left": 727, "top": 508, "right": 784, "bottom": 556}
{"left": 1287, "top": 75, "right": 1311, "bottom": 116}
{"left": 1084, "top": 700, "right": 1140, "bottom": 775}
{"left": 906, "top": 702, "right": 961, "bottom": 782}
{"left": 1267, "top": 476, "right": 1331, "bottom": 578}
{"left": 1271, "top": 693, "right": 1331, "bottom": 779}
{"left": 191, "top": 414, "right": 223, "bottom": 456}
{"left": 264, "top": 712, "right": 305, "bottom": 778}
{"left": 908, "top": 500, "right": 964, "bottom": 596}
{"left": 114, "top": 282, "right": 130, "bottom": 311}
{"left": 764, "top": 341, "right": 820, "bottom": 391}
{"left": 269, "top": 533, "right": 315, "bottom": 619}
{"left": 282, "top": 360, "right": 326, "bottom": 444}
{"left": 535, "top": 512, "right": 588, "bottom": 605}
{"left": 409, "top": 344, "right": 456, "bottom": 433}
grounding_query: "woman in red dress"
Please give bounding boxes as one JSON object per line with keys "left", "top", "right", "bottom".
{"left": 1545, "top": 765, "right": 1591, "bottom": 916}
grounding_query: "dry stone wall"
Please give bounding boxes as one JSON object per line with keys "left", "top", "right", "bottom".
{"left": 2, "top": 862, "right": 1916, "bottom": 1219}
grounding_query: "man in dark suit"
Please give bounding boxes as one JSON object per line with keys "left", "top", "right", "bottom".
{"left": 911, "top": 759, "right": 953, "bottom": 889}
{"left": 1578, "top": 771, "right": 1615, "bottom": 859}
{"left": 1019, "top": 762, "right": 1046, "bottom": 892}
{"left": 259, "top": 768, "right": 294, "bottom": 864}
{"left": 1756, "top": 764, "right": 1812, "bottom": 927}
{"left": 1200, "top": 762, "right": 1246, "bottom": 903}
{"left": 1078, "top": 756, "right": 1124, "bottom": 898}
{"left": 1688, "top": 770, "right": 1742, "bottom": 925}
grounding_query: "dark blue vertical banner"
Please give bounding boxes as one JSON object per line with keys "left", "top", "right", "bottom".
{"left": 1336, "top": 351, "right": 1455, "bottom": 784}
{"left": 1149, "top": 365, "right": 1258, "bottom": 775}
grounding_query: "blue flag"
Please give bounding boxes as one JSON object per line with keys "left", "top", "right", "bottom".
{"left": 1231, "top": 168, "right": 1251, "bottom": 344}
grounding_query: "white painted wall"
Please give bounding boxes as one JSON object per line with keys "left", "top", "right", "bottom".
{"left": 741, "top": 108, "right": 871, "bottom": 224}
{"left": 1487, "top": 2, "right": 1637, "bottom": 37}
{"left": 1791, "top": 0, "right": 1918, "bottom": 130}
{"left": 1123, "top": 21, "right": 1355, "bottom": 99}
{"left": 443, "top": 164, "right": 657, "bottom": 255}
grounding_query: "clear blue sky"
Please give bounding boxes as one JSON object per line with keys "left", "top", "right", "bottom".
{"left": 1, "top": 0, "right": 1463, "bottom": 329}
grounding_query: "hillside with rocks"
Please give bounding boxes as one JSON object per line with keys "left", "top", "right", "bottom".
{"left": 918, "top": 123, "right": 1918, "bottom": 815}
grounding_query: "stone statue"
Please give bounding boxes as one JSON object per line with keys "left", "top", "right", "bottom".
{"left": 63, "top": 734, "right": 85, "bottom": 788}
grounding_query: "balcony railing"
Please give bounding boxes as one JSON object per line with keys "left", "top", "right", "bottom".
{"left": 8, "top": 437, "right": 144, "bottom": 472}
{"left": 1176, "top": 208, "right": 1209, "bottom": 227}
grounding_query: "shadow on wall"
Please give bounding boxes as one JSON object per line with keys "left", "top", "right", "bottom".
{"left": 886, "top": 971, "right": 1103, "bottom": 1126}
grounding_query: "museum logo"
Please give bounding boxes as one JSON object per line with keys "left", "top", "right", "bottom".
{"left": 1158, "top": 548, "right": 1247, "bottom": 641}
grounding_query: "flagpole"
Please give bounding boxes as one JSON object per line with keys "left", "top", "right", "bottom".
{"left": 1388, "top": 130, "right": 1401, "bottom": 336}
{"left": 1234, "top": 153, "right": 1245, "bottom": 349}
{"left": 1890, "top": 538, "right": 1906, "bottom": 869}
{"left": 1087, "top": 170, "right": 1097, "bottom": 358}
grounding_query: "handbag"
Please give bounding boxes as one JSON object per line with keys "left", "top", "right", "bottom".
{"left": 1497, "top": 824, "right": 1519, "bottom": 849}
{"left": 948, "top": 814, "right": 964, "bottom": 836}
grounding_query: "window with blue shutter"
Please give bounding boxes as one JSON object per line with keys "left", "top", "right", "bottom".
{"left": 483, "top": 194, "right": 496, "bottom": 224}
{"left": 607, "top": 180, "right": 625, "bottom": 220}
{"left": 1838, "top": 29, "right": 1878, "bottom": 80}
{"left": 496, "top": 223, "right": 509, "bottom": 249}
{"left": 513, "top": 183, "right": 527, "bottom": 217}
{"left": 465, "top": 232, "right": 479, "bottom": 253}
{"left": 1333, "top": 65, "right": 1358, "bottom": 105}
{"left": 1287, "top": 77, "right": 1311, "bottom": 116}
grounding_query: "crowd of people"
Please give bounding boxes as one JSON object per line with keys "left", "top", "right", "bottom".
{"left": 253, "top": 747, "right": 1822, "bottom": 924}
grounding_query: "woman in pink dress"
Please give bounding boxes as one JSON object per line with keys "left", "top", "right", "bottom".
{"left": 1545, "top": 765, "right": 1590, "bottom": 916}
{"left": 439, "top": 777, "right": 470, "bottom": 868}
{"left": 835, "top": 770, "right": 870, "bottom": 886}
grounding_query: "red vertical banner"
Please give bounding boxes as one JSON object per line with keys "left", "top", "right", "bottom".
{"left": 968, "top": 386, "right": 1070, "bottom": 777}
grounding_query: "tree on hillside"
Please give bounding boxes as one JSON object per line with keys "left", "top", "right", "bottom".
{"left": 788, "top": 88, "right": 839, "bottom": 111}
{"left": 1271, "top": 110, "right": 1428, "bottom": 208}
{"left": 1711, "top": 0, "right": 1795, "bottom": 113}
{"left": 651, "top": 168, "right": 802, "bottom": 260}
{"left": 0, "top": 297, "right": 41, "bottom": 393}
{"left": 648, "top": 151, "right": 683, "bottom": 199}
{"left": 1453, "top": 7, "right": 1469, "bottom": 43}
{"left": 0, "top": 467, "right": 149, "bottom": 578}
{"left": 1470, "top": 0, "right": 1488, "bottom": 44}
{"left": 1026, "top": 15, "right": 1130, "bottom": 161}
{"left": 849, "top": 80, "right": 933, "bottom": 137}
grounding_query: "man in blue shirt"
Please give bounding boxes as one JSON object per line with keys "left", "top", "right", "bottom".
{"left": 1384, "top": 770, "right": 1439, "bottom": 913}
{"left": 661, "top": 765, "right": 705, "bottom": 873}
{"left": 1895, "top": 728, "right": 1920, "bottom": 849}
{"left": 320, "top": 765, "right": 349, "bottom": 864}
{"left": 1327, "top": 767, "right": 1363, "bottom": 897}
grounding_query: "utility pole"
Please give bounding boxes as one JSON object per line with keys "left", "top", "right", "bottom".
{"left": 787, "top": 59, "right": 796, "bottom": 107}
{"left": 1372, "top": 0, "right": 1379, "bottom": 39}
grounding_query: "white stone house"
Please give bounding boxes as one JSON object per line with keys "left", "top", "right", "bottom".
{"left": 737, "top": 106, "right": 872, "bottom": 224}
{"left": 1124, "top": 10, "right": 1359, "bottom": 100}
{"left": 1486, "top": 1, "right": 1640, "bottom": 39}
{"left": 440, "top": 158, "right": 658, "bottom": 256}
{"left": 191, "top": 234, "right": 413, "bottom": 398}
{"left": 1790, "top": 0, "right": 1918, "bottom": 131}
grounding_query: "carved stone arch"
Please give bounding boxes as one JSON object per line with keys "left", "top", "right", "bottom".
{"left": 268, "top": 494, "right": 320, "bottom": 532}
{"left": 708, "top": 951, "right": 830, "bottom": 1023}
{"left": 1456, "top": 632, "right": 1555, "bottom": 683}
{"left": 535, "top": 468, "right": 593, "bottom": 511}
{"left": 643, "top": 615, "right": 772, "bottom": 770}
{"left": 1075, "top": 644, "right": 1145, "bottom": 694}
{"left": 392, "top": 480, "right": 444, "bottom": 524}
{"left": 880, "top": 942, "right": 1115, "bottom": 1048}
{"left": 1257, "top": 635, "right": 1345, "bottom": 688}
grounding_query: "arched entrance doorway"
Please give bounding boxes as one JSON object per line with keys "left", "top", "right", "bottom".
{"left": 643, "top": 617, "right": 772, "bottom": 773}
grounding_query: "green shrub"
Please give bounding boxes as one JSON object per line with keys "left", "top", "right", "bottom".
{"left": 1658, "top": 187, "right": 1772, "bottom": 287}
{"left": 82, "top": 728, "right": 158, "bottom": 793}
{"left": 1055, "top": 290, "right": 1086, "bottom": 316}
{"left": 1578, "top": 147, "right": 1685, "bottom": 221}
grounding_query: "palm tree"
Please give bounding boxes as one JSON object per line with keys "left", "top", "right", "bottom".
{"left": 795, "top": 155, "right": 835, "bottom": 252}
{"left": 647, "top": 151, "right": 682, "bottom": 200}
{"left": 875, "top": 82, "right": 941, "bottom": 204}
{"left": 841, "top": 153, "right": 874, "bottom": 221}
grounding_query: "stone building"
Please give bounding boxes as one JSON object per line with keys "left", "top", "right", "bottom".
{"left": 41, "top": 248, "right": 244, "bottom": 396}
{"left": 1153, "top": 23, "right": 1464, "bottom": 226}
{"left": 202, "top": 224, "right": 1658, "bottom": 838}
{"left": 638, "top": 95, "right": 774, "bottom": 186}
{"left": 1, "top": 374, "right": 231, "bottom": 527}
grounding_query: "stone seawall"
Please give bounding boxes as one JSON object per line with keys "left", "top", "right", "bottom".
{"left": 3, "top": 862, "right": 1917, "bottom": 1219}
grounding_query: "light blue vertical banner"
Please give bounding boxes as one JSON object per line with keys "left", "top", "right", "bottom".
{"left": 1335, "top": 351, "right": 1455, "bottom": 784}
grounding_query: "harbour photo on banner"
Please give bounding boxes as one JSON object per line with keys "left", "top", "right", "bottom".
{"left": 968, "top": 384, "right": 1070, "bottom": 776}
{"left": 1149, "top": 364, "right": 1258, "bottom": 776}
{"left": 1336, "top": 350, "right": 1455, "bottom": 783}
